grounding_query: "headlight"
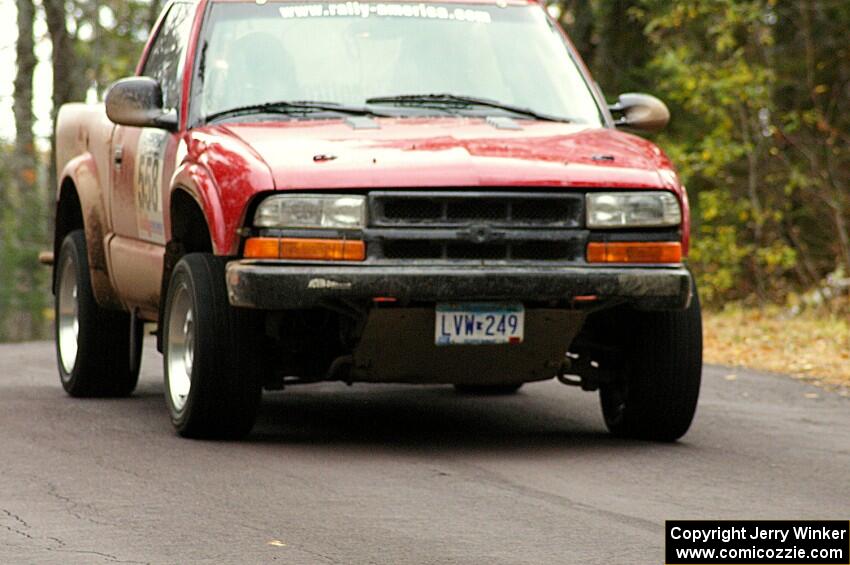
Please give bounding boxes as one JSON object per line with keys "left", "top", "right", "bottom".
{"left": 586, "top": 191, "right": 681, "bottom": 228}
{"left": 254, "top": 195, "right": 366, "bottom": 229}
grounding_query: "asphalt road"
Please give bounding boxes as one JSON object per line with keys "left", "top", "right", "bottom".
{"left": 1, "top": 340, "right": 848, "bottom": 565}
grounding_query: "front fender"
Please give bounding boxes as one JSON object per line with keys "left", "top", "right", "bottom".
{"left": 169, "top": 163, "right": 232, "bottom": 254}
{"left": 173, "top": 131, "right": 275, "bottom": 255}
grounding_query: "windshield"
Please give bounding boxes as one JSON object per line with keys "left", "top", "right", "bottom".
{"left": 196, "top": 1, "right": 603, "bottom": 125}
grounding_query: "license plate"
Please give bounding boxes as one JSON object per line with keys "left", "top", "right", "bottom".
{"left": 435, "top": 303, "right": 525, "bottom": 346}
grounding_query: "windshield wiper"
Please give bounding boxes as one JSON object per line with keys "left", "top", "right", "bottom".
{"left": 205, "top": 100, "right": 392, "bottom": 123}
{"left": 365, "top": 94, "right": 570, "bottom": 123}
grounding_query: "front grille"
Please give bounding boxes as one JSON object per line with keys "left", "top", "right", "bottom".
{"left": 382, "top": 240, "right": 580, "bottom": 261}
{"left": 383, "top": 199, "right": 443, "bottom": 221}
{"left": 368, "top": 191, "right": 586, "bottom": 263}
{"left": 383, "top": 240, "right": 443, "bottom": 259}
{"left": 370, "top": 191, "right": 583, "bottom": 228}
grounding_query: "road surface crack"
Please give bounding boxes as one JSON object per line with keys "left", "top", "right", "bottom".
{"left": 293, "top": 545, "right": 345, "bottom": 564}
{"left": 47, "top": 535, "right": 66, "bottom": 547}
{"left": 43, "top": 534, "right": 149, "bottom": 564}
{"left": 0, "top": 508, "right": 33, "bottom": 541}
{"left": 1, "top": 508, "right": 30, "bottom": 530}
{"left": 45, "top": 482, "right": 110, "bottom": 526}
{"left": 45, "top": 546, "right": 150, "bottom": 564}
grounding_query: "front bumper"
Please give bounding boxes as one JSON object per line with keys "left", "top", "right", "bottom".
{"left": 225, "top": 261, "right": 693, "bottom": 311}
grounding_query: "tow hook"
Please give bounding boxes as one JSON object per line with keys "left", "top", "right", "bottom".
{"left": 556, "top": 359, "right": 583, "bottom": 387}
{"left": 556, "top": 354, "right": 603, "bottom": 392}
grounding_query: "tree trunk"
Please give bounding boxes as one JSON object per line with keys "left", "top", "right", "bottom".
{"left": 828, "top": 201, "right": 850, "bottom": 275}
{"left": 14, "top": 0, "right": 35, "bottom": 166}
{"left": 737, "top": 104, "right": 767, "bottom": 301}
{"left": 557, "top": 0, "right": 596, "bottom": 67}
{"left": 591, "top": 0, "right": 650, "bottom": 95}
{"left": 43, "top": 0, "right": 85, "bottom": 239}
{"left": 4, "top": 0, "right": 41, "bottom": 340}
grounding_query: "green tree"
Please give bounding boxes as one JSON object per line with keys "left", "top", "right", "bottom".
{"left": 0, "top": 0, "right": 48, "bottom": 340}
{"left": 559, "top": 0, "right": 849, "bottom": 305}
{"left": 770, "top": 0, "right": 850, "bottom": 280}
{"left": 0, "top": 0, "right": 156, "bottom": 342}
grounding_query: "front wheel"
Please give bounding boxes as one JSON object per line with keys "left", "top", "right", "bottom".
{"left": 55, "top": 230, "right": 141, "bottom": 397}
{"left": 163, "top": 253, "right": 261, "bottom": 439}
{"left": 599, "top": 286, "right": 702, "bottom": 442}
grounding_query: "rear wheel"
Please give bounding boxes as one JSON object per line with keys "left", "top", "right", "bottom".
{"left": 163, "top": 253, "right": 261, "bottom": 439}
{"left": 599, "top": 286, "right": 702, "bottom": 442}
{"left": 55, "top": 230, "right": 141, "bottom": 397}
{"left": 454, "top": 383, "right": 523, "bottom": 395}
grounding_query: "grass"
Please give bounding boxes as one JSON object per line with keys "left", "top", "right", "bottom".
{"left": 703, "top": 304, "right": 850, "bottom": 393}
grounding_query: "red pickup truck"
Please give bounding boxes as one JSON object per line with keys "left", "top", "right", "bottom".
{"left": 52, "top": 0, "right": 701, "bottom": 440}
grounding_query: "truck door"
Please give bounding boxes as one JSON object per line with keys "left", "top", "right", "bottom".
{"left": 108, "top": 2, "right": 195, "bottom": 317}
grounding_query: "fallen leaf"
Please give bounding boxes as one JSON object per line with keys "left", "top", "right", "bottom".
{"left": 724, "top": 374, "right": 737, "bottom": 381}
{"left": 267, "top": 540, "right": 287, "bottom": 547}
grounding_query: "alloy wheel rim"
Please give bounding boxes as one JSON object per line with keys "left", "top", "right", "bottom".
{"left": 57, "top": 256, "right": 80, "bottom": 376}
{"left": 166, "top": 284, "right": 194, "bottom": 412}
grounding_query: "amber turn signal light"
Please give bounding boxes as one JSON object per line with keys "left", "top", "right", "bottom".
{"left": 244, "top": 237, "right": 366, "bottom": 261}
{"left": 244, "top": 237, "right": 281, "bottom": 259}
{"left": 586, "top": 241, "right": 682, "bottom": 263}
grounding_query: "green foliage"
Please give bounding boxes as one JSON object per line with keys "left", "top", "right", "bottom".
{"left": 67, "top": 0, "right": 156, "bottom": 96}
{"left": 0, "top": 145, "right": 16, "bottom": 338}
{"left": 0, "top": 0, "right": 151, "bottom": 342}
{"left": 559, "top": 0, "right": 850, "bottom": 307}
{"left": 0, "top": 143, "right": 50, "bottom": 341}
{"left": 689, "top": 190, "right": 753, "bottom": 302}
{"left": 638, "top": 0, "right": 794, "bottom": 303}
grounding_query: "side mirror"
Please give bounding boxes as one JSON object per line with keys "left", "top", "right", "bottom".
{"left": 105, "top": 77, "right": 177, "bottom": 130}
{"left": 609, "top": 93, "right": 670, "bottom": 133}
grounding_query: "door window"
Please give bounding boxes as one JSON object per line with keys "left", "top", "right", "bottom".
{"left": 142, "top": 3, "right": 194, "bottom": 113}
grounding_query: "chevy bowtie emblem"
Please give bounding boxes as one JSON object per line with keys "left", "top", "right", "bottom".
{"left": 459, "top": 224, "right": 505, "bottom": 244}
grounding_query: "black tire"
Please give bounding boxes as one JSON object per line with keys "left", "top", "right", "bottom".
{"left": 55, "top": 230, "right": 141, "bottom": 397}
{"left": 599, "top": 286, "right": 702, "bottom": 442}
{"left": 454, "top": 383, "right": 523, "bottom": 395}
{"left": 162, "top": 253, "right": 262, "bottom": 439}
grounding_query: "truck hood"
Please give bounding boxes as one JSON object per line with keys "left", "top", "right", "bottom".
{"left": 211, "top": 117, "right": 676, "bottom": 191}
